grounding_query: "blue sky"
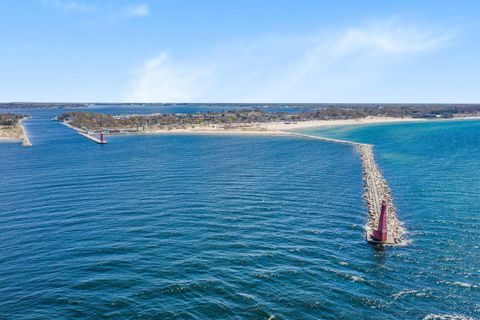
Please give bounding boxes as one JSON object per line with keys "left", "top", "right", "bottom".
{"left": 1, "top": 0, "right": 480, "bottom": 103}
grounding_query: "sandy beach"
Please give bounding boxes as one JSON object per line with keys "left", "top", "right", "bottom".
{"left": 0, "top": 123, "right": 23, "bottom": 140}
{"left": 0, "top": 119, "right": 32, "bottom": 146}
{"left": 128, "top": 116, "right": 426, "bottom": 135}
{"left": 141, "top": 116, "right": 480, "bottom": 135}
{"left": 63, "top": 115, "right": 480, "bottom": 138}
{"left": 261, "top": 116, "right": 427, "bottom": 130}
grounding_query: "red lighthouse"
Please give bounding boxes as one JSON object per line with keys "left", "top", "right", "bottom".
{"left": 372, "top": 200, "right": 388, "bottom": 242}
{"left": 367, "top": 200, "right": 394, "bottom": 244}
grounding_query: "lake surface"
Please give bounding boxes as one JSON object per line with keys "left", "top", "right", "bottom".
{"left": 1, "top": 106, "right": 479, "bottom": 319}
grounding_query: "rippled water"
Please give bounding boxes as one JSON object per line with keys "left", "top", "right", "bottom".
{"left": 301, "top": 120, "right": 480, "bottom": 319}
{"left": 1, "top": 108, "right": 479, "bottom": 319}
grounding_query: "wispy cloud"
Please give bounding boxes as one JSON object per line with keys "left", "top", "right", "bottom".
{"left": 41, "top": 0, "right": 93, "bottom": 13}
{"left": 40, "top": 1, "right": 149, "bottom": 19}
{"left": 127, "top": 53, "right": 211, "bottom": 102}
{"left": 125, "top": 20, "right": 454, "bottom": 103}
{"left": 333, "top": 20, "right": 451, "bottom": 54}
{"left": 122, "top": 3, "right": 149, "bottom": 17}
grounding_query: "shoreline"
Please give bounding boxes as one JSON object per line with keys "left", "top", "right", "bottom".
{"left": 263, "top": 115, "right": 480, "bottom": 130}
{"left": 0, "top": 117, "right": 31, "bottom": 146}
{"left": 64, "top": 116, "right": 480, "bottom": 137}
{"left": 263, "top": 116, "right": 427, "bottom": 130}
{"left": 20, "top": 119, "right": 32, "bottom": 147}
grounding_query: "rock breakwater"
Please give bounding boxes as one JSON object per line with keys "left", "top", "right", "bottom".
{"left": 287, "top": 132, "right": 405, "bottom": 244}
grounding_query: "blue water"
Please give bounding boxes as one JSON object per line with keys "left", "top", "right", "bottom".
{"left": 1, "top": 107, "right": 479, "bottom": 319}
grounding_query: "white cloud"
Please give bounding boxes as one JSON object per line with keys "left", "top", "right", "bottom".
{"left": 41, "top": 1, "right": 149, "bottom": 19}
{"left": 126, "top": 53, "right": 211, "bottom": 102}
{"left": 42, "top": 0, "right": 93, "bottom": 13}
{"left": 123, "top": 4, "right": 149, "bottom": 17}
{"left": 333, "top": 21, "right": 451, "bottom": 54}
{"left": 125, "top": 20, "right": 453, "bottom": 103}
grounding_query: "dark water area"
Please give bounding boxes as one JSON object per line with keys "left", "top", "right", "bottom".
{"left": 1, "top": 107, "right": 479, "bottom": 319}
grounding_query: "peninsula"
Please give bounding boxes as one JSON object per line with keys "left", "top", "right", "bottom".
{"left": 58, "top": 104, "right": 480, "bottom": 135}
{"left": 0, "top": 113, "right": 31, "bottom": 146}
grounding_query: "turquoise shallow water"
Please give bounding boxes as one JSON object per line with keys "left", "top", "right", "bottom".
{"left": 1, "top": 108, "right": 479, "bottom": 319}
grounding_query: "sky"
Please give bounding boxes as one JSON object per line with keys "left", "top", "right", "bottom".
{"left": 1, "top": 0, "right": 480, "bottom": 103}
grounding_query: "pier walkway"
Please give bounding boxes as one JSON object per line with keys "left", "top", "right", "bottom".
{"left": 20, "top": 120, "right": 32, "bottom": 147}
{"left": 78, "top": 131, "right": 107, "bottom": 144}
{"left": 286, "top": 132, "right": 366, "bottom": 146}
{"left": 61, "top": 122, "right": 107, "bottom": 144}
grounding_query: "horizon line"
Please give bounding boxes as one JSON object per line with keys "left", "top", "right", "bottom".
{"left": 2, "top": 102, "right": 480, "bottom": 105}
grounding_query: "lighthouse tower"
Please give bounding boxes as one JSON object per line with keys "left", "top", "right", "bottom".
{"left": 367, "top": 200, "right": 394, "bottom": 244}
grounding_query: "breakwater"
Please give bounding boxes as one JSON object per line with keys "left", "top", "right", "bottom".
{"left": 77, "top": 131, "right": 107, "bottom": 144}
{"left": 20, "top": 120, "right": 32, "bottom": 147}
{"left": 61, "top": 122, "right": 107, "bottom": 144}
{"left": 287, "top": 132, "right": 361, "bottom": 146}
{"left": 287, "top": 132, "right": 405, "bottom": 244}
{"left": 357, "top": 144, "right": 404, "bottom": 243}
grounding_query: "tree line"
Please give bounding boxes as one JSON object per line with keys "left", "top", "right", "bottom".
{"left": 58, "top": 105, "right": 480, "bottom": 130}
{"left": 0, "top": 113, "right": 25, "bottom": 126}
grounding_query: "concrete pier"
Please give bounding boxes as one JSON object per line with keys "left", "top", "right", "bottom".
{"left": 20, "top": 120, "right": 32, "bottom": 147}
{"left": 286, "top": 132, "right": 405, "bottom": 244}
{"left": 61, "top": 122, "right": 107, "bottom": 144}
{"left": 78, "top": 131, "right": 107, "bottom": 144}
{"left": 287, "top": 132, "right": 362, "bottom": 146}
